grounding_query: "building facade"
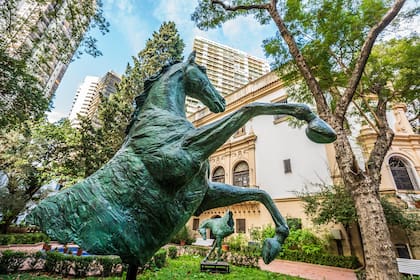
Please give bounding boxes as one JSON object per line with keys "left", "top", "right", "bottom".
{"left": 0, "top": 0, "right": 97, "bottom": 98}
{"left": 68, "top": 71, "right": 121, "bottom": 128}
{"left": 186, "top": 71, "right": 420, "bottom": 262}
{"left": 68, "top": 76, "right": 100, "bottom": 128}
{"left": 88, "top": 71, "right": 121, "bottom": 126}
{"left": 186, "top": 37, "right": 270, "bottom": 115}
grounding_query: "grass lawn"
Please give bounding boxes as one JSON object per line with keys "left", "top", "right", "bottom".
{"left": 0, "top": 255, "right": 305, "bottom": 280}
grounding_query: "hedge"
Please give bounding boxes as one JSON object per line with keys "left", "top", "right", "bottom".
{"left": 0, "top": 233, "right": 50, "bottom": 245}
{"left": 0, "top": 249, "right": 168, "bottom": 276}
{"left": 279, "top": 249, "right": 361, "bottom": 269}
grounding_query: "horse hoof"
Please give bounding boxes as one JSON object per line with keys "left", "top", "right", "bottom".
{"left": 262, "top": 238, "right": 281, "bottom": 264}
{"left": 305, "top": 117, "right": 337, "bottom": 144}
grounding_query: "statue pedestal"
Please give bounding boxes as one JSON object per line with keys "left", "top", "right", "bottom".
{"left": 200, "top": 260, "right": 230, "bottom": 273}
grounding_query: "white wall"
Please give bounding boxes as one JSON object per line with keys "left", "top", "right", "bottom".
{"left": 251, "top": 90, "right": 332, "bottom": 199}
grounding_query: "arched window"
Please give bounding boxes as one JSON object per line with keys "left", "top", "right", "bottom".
{"left": 233, "top": 161, "right": 249, "bottom": 187}
{"left": 212, "top": 167, "right": 225, "bottom": 183}
{"left": 389, "top": 156, "right": 416, "bottom": 190}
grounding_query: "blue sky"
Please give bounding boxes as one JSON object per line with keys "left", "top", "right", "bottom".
{"left": 48, "top": 0, "right": 418, "bottom": 122}
{"left": 47, "top": 0, "right": 277, "bottom": 122}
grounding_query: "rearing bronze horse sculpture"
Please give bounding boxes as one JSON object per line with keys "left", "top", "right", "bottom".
{"left": 27, "top": 52, "right": 336, "bottom": 279}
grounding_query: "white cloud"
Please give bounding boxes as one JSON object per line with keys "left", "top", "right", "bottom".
{"left": 222, "top": 16, "right": 276, "bottom": 59}
{"left": 46, "top": 111, "right": 68, "bottom": 123}
{"left": 152, "top": 1, "right": 275, "bottom": 60}
{"left": 103, "top": 0, "right": 151, "bottom": 54}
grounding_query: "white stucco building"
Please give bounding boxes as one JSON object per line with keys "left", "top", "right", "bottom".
{"left": 68, "top": 76, "right": 100, "bottom": 128}
{"left": 186, "top": 71, "right": 420, "bottom": 262}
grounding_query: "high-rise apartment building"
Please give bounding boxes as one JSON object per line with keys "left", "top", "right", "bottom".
{"left": 88, "top": 71, "right": 121, "bottom": 126}
{"left": 0, "top": 0, "right": 97, "bottom": 98}
{"left": 68, "top": 76, "right": 100, "bottom": 128}
{"left": 69, "top": 71, "right": 121, "bottom": 128}
{"left": 193, "top": 37, "right": 270, "bottom": 96}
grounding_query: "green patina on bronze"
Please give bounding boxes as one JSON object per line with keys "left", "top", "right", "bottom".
{"left": 26, "top": 52, "right": 336, "bottom": 268}
{"left": 198, "top": 210, "right": 235, "bottom": 262}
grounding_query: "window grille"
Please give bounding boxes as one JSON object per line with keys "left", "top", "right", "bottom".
{"left": 236, "top": 218, "right": 246, "bottom": 233}
{"left": 233, "top": 161, "right": 249, "bottom": 187}
{"left": 212, "top": 166, "right": 225, "bottom": 183}
{"left": 389, "top": 157, "right": 415, "bottom": 190}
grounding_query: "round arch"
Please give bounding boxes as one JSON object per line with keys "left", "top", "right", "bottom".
{"left": 212, "top": 166, "right": 225, "bottom": 183}
{"left": 387, "top": 154, "right": 418, "bottom": 190}
{"left": 233, "top": 161, "right": 249, "bottom": 187}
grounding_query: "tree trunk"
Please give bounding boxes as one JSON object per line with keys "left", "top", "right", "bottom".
{"left": 126, "top": 264, "right": 139, "bottom": 280}
{"left": 0, "top": 218, "right": 13, "bottom": 234}
{"left": 350, "top": 178, "right": 399, "bottom": 279}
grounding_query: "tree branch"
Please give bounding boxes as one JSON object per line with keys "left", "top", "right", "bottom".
{"left": 267, "top": 2, "right": 331, "bottom": 120}
{"left": 352, "top": 100, "right": 380, "bottom": 134}
{"left": 211, "top": 0, "right": 331, "bottom": 121}
{"left": 366, "top": 96, "right": 394, "bottom": 184}
{"left": 335, "top": 0, "right": 406, "bottom": 120}
{"left": 211, "top": 0, "right": 271, "bottom": 11}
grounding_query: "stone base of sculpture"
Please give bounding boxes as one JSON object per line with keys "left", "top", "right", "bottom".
{"left": 200, "top": 260, "right": 230, "bottom": 273}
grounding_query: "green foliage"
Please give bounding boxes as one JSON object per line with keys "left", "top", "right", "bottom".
{"left": 0, "top": 118, "right": 83, "bottom": 232}
{"left": 0, "top": 233, "right": 50, "bottom": 245}
{"left": 94, "top": 21, "right": 185, "bottom": 163}
{"left": 0, "top": 250, "right": 26, "bottom": 274}
{"left": 129, "top": 255, "right": 304, "bottom": 279}
{"left": 286, "top": 218, "right": 302, "bottom": 231}
{"left": 381, "top": 196, "right": 420, "bottom": 231}
{"left": 153, "top": 249, "right": 167, "bottom": 269}
{"left": 282, "top": 229, "right": 327, "bottom": 255}
{"left": 249, "top": 224, "right": 276, "bottom": 247}
{"left": 0, "top": 47, "right": 49, "bottom": 131}
{"left": 279, "top": 249, "right": 361, "bottom": 269}
{"left": 170, "top": 226, "right": 194, "bottom": 245}
{"left": 44, "top": 251, "right": 122, "bottom": 277}
{"left": 227, "top": 233, "right": 248, "bottom": 252}
{"left": 299, "top": 184, "right": 419, "bottom": 231}
{"left": 273, "top": 228, "right": 360, "bottom": 269}
{"left": 167, "top": 246, "right": 178, "bottom": 259}
{"left": 298, "top": 184, "right": 358, "bottom": 228}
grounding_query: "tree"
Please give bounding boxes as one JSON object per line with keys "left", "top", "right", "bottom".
{"left": 0, "top": 118, "right": 82, "bottom": 232}
{"left": 95, "top": 21, "right": 185, "bottom": 163}
{"left": 0, "top": 46, "right": 49, "bottom": 131}
{"left": 192, "top": 1, "right": 417, "bottom": 278}
{"left": 0, "top": 0, "right": 109, "bottom": 129}
{"left": 298, "top": 184, "right": 419, "bottom": 257}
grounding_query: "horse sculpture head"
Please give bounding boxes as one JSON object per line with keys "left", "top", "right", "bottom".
{"left": 183, "top": 51, "right": 226, "bottom": 113}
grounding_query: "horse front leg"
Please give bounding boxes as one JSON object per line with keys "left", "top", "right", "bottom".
{"left": 195, "top": 182, "right": 289, "bottom": 264}
{"left": 183, "top": 103, "right": 336, "bottom": 160}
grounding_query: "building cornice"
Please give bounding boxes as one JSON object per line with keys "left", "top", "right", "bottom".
{"left": 189, "top": 72, "right": 283, "bottom": 127}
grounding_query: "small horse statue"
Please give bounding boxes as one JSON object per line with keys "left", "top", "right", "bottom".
{"left": 198, "top": 210, "right": 234, "bottom": 262}
{"left": 27, "top": 51, "right": 336, "bottom": 279}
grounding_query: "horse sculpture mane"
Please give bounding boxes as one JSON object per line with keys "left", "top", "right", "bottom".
{"left": 125, "top": 60, "right": 181, "bottom": 134}
{"left": 27, "top": 51, "right": 336, "bottom": 280}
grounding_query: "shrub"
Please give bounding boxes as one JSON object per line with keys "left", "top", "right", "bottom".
{"left": 279, "top": 249, "right": 361, "bottom": 269}
{"left": 250, "top": 224, "right": 275, "bottom": 245}
{"left": 227, "top": 233, "right": 247, "bottom": 252}
{"left": 282, "top": 229, "right": 327, "bottom": 255}
{"left": 168, "top": 246, "right": 178, "bottom": 259}
{"left": 286, "top": 218, "right": 302, "bottom": 230}
{"left": 170, "top": 226, "right": 194, "bottom": 245}
{"left": 153, "top": 249, "right": 167, "bottom": 268}
{"left": 0, "top": 233, "right": 50, "bottom": 245}
{"left": 0, "top": 250, "right": 27, "bottom": 273}
{"left": 97, "top": 255, "right": 121, "bottom": 277}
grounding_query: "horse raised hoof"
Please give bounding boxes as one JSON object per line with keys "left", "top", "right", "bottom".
{"left": 262, "top": 237, "right": 281, "bottom": 264}
{"left": 305, "top": 117, "right": 337, "bottom": 144}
